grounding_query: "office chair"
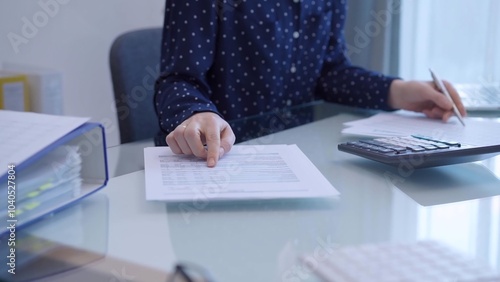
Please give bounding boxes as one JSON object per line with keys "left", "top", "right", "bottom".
{"left": 109, "top": 27, "right": 163, "bottom": 144}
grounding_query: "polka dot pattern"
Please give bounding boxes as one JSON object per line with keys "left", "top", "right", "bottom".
{"left": 155, "top": 0, "right": 398, "bottom": 134}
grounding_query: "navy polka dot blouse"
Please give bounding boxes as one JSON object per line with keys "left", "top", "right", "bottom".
{"left": 155, "top": 0, "right": 398, "bottom": 134}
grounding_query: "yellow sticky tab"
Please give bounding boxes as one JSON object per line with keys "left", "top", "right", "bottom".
{"left": 25, "top": 202, "right": 40, "bottom": 210}
{"left": 39, "top": 183, "right": 52, "bottom": 190}
{"left": 27, "top": 191, "right": 40, "bottom": 198}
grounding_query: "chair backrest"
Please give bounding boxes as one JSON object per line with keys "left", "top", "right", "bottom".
{"left": 109, "top": 28, "right": 162, "bottom": 143}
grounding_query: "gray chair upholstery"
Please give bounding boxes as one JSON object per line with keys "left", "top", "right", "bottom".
{"left": 109, "top": 28, "right": 163, "bottom": 143}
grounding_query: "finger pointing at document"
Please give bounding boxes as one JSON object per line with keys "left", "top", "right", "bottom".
{"left": 166, "top": 112, "right": 236, "bottom": 167}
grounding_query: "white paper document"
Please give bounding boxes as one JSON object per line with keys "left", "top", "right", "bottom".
{"left": 0, "top": 110, "right": 89, "bottom": 176}
{"left": 342, "top": 110, "right": 500, "bottom": 146}
{"left": 144, "top": 144, "right": 339, "bottom": 201}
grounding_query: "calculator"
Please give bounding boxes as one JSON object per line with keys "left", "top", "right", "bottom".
{"left": 338, "top": 135, "right": 500, "bottom": 168}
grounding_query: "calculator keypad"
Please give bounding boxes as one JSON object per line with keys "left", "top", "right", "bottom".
{"left": 338, "top": 135, "right": 500, "bottom": 168}
{"left": 346, "top": 136, "right": 460, "bottom": 155}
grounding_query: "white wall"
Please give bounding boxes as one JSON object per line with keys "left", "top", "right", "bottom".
{"left": 0, "top": 0, "right": 165, "bottom": 146}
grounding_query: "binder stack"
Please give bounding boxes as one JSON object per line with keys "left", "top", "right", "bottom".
{"left": 0, "top": 110, "right": 108, "bottom": 236}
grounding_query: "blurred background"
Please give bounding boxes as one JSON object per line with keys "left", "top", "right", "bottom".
{"left": 0, "top": 0, "right": 499, "bottom": 146}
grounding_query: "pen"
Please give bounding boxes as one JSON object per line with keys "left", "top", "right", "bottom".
{"left": 429, "top": 68, "right": 465, "bottom": 126}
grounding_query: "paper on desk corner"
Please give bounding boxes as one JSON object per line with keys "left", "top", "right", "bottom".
{"left": 302, "top": 240, "right": 500, "bottom": 281}
{"left": 341, "top": 111, "right": 500, "bottom": 146}
{"left": 143, "top": 144, "right": 340, "bottom": 201}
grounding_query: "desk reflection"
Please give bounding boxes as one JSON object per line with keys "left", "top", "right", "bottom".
{"left": 34, "top": 101, "right": 500, "bottom": 282}
{"left": 0, "top": 194, "right": 108, "bottom": 282}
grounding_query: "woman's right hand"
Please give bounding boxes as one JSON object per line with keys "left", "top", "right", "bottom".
{"left": 166, "top": 112, "right": 235, "bottom": 167}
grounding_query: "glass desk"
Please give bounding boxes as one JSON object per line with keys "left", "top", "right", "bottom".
{"left": 105, "top": 101, "right": 376, "bottom": 178}
{"left": 4, "top": 102, "right": 500, "bottom": 282}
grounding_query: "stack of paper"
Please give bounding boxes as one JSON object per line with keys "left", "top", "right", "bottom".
{"left": 0, "top": 146, "right": 82, "bottom": 225}
{"left": 0, "top": 111, "right": 87, "bottom": 227}
{"left": 342, "top": 110, "right": 500, "bottom": 146}
{"left": 144, "top": 144, "right": 340, "bottom": 201}
{"left": 0, "top": 110, "right": 108, "bottom": 235}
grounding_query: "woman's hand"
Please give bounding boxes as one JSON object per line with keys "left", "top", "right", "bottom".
{"left": 166, "top": 112, "right": 236, "bottom": 167}
{"left": 388, "top": 80, "right": 467, "bottom": 121}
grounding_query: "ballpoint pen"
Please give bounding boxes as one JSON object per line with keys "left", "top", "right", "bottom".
{"left": 429, "top": 68, "right": 466, "bottom": 126}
